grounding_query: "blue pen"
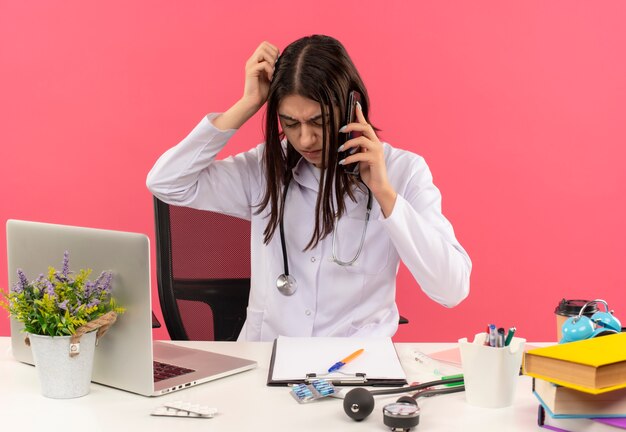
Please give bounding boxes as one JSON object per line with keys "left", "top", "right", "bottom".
{"left": 328, "top": 349, "right": 364, "bottom": 373}
{"left": 488, "top": 324, "right": 497, "bottom": 347}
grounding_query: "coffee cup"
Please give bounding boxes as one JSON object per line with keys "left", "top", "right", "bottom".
{"left": 554, "top": 298, "right": 598, "bottom": 341}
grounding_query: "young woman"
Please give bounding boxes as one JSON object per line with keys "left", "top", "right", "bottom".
{"left": 147, "top": 35, "right": 471, "bottom": 341}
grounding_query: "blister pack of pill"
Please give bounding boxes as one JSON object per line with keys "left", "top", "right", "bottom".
{"left": 290, "top": 379, "right": 335, "bottom": 403}
{"left": 151, "top": 400, "right": 217, "bottom": 418}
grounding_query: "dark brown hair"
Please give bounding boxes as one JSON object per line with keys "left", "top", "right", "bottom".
{"left": 256, "top": 35, "right": 372, "bottom": 249}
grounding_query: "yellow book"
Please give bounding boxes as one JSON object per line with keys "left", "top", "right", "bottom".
{"left": 523, "top": 332, "right": 626, "bottom": 394}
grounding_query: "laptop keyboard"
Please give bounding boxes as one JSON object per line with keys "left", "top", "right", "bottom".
{"left": 153, "top": 361, "right": 196, "bottom": 382}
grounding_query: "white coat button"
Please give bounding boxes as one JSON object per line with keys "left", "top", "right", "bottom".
{"left": 310, "top": 257, "right": 316, "bottom": 263}
{"left": 305, "top": 309, "right": 312, "bottom": 316}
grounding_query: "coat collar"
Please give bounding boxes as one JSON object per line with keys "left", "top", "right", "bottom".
{"left": 292, "top": 158, "right": 321, "bottom": 192}
{"left": 290, "top": 158, "right": 371, "bottom": 217}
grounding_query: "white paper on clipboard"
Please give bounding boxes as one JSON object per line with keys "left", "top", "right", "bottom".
{"left": 267, "top": 336, "right": 407, "bottom": 385}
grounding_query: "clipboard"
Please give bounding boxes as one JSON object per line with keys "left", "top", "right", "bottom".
{"left": 267, "top": 336, "right": 408, "bottom": 386}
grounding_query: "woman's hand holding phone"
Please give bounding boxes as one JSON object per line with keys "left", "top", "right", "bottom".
{"left": 339, "top": 91, "right": 363, "bottom": 175}
{"left": 339, "top": 101, "right": 397, "bottom": 217}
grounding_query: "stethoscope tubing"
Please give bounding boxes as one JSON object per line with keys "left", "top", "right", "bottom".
{"left": 278, "top": 181, "right": 291, "bottom": 278}
{"left": 331, "top": 188, "right": 372, "bottom": 266}
{"left": 369, "top": 376, "right": 465, "bottom": 397}
{"left": 276, "top": 176, "right": 372, "bottom": 296}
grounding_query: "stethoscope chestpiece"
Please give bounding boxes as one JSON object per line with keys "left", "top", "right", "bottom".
{"left": 276, "top": 273, "right": 297, "bottom": 296}
{"left": 382, "top": 397, "right": 420, "bottom": 432}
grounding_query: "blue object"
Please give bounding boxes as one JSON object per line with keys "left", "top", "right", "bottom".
{"left": 592, "top": 311, "right": 622, "bottom": 333}
{"left": 560, "top": 299, "right": 621, "bottom": 344}
{"left": 328, "top": 362, "right": 345, "bottom": 373}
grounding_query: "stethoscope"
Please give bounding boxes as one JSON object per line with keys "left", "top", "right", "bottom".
{"left": 276, "top": 177, "right": 373, "bottom": 296}
{"left": 342, "top": 376, "right": 466, "bottom": 428}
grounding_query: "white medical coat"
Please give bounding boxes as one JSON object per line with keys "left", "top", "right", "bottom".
{"left": 146, "top": 114, "right": 471, "bottom": 341}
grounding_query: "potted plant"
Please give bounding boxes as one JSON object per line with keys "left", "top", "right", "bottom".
{"left": 1, "top": 251, "right": 124, "bottom": 398}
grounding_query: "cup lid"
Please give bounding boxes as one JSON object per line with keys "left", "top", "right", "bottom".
{"left": 555, "top": 298, "right": 598, "bottom": 316}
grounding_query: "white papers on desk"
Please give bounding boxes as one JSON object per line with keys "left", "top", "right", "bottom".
{"left": 268, "top": 336, "right": 407, "bottom": 385}
{"left": 407, "top": 349, "right": 463, "bottom": 384}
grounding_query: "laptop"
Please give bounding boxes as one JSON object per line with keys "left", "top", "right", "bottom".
{"left": 6, "top": 219, "right": 257, "bottom": 396}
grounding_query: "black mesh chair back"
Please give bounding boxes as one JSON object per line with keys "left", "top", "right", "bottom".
{"left": 154, "top": 197, "right": 251, "bottom": 341}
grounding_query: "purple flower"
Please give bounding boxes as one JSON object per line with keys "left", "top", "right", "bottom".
{"left": 44, "top": 280, "right": 55, "bottom": 296}
{"left": 94, "top": 272, "right": 106, "bottom": 288}
{"left": 13, "top": 269, "right": 29, "bottom": 293}
{"left": 95, "top": 271, "right": 113, "bottom": 295}
{"left": 87, "top": 299, "right": 101, "bottom": 308}
{"left": 100, "top": 272, "right": 113, "bottom": 294}
{"left": 61, "top": 251, "right": 70, "bottom": 277}
{"left": 58, "top": 300, "right": 69, "bottom": 310}
{"left": 84, "top": 281, "right": 96, "bottom": 297}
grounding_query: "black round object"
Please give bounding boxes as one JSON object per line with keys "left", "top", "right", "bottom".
{"left": 555, "top": 298, "right": 598, "bottom": 317}
{"left": 343, "top": 388, "right": 375, "bottom": 421}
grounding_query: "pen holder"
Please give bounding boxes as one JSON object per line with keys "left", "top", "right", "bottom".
{"left": 458, "top": 333, "right": 526, "bottom": 408}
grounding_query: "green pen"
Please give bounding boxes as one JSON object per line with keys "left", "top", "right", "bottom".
{"left": 504, "top": 327, "right": 516, "bottom": 346}
{"left": 442, "top": 374, "right": 464, "bottom": 387}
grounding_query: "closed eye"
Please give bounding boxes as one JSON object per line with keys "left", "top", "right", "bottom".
{"left": 279, "top": 113, "right": 326, "bottom": 130}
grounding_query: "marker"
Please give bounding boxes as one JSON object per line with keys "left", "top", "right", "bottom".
{"left": 496, "top": 327, "right": 505, "bottom": 347}
{"left": 441, "top": 374, "right": 464, "bottom": 387}
{"left": 504, "top": 327, "right": 516, "bottom": 346}
{"left": 328, "top": 349, "right": 364, "bottom": 373}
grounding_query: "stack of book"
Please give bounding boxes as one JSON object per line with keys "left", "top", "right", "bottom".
{"left": 523, "top": 332, "right": 626, "bottom": 431}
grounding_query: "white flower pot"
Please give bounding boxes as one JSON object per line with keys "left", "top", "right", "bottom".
{"left": 28, "top": 331, "right": 97, "bottom": 398}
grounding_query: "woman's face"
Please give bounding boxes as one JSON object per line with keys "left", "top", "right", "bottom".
{"left": 278, "top": 94, "right": 330, "bottom": 168}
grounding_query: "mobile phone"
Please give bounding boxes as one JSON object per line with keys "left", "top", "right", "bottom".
{"left": 338, "top": 90, "right": 362, "bottom": 176}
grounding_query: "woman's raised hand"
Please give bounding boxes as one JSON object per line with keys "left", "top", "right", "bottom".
{"left": 241, "top": 41, "right": 280, "bottom": 112}
{"left": 213, "top": 41, "right": 280, "bottom": 130}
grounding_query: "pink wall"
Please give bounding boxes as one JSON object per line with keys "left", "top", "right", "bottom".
{"left": 2, "top": 1, "right": 625, "bottom": 343}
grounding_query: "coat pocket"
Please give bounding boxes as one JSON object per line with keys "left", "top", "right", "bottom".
{"left": 239, "top": 308, "right": 265, "bottom": 341}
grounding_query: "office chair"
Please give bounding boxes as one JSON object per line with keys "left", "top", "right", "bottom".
{"left": 154, "top": 197, "right": 251, "bottom": 341}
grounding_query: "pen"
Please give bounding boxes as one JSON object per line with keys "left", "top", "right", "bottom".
{"left": 504, "top": 327, "right": 516, "bottom": 346}
{"left": 496, "top": 328, "right": 505, "bottom": 347}
{"left": 488, "top": 324, "right": 497, "bottom": 347}
{"left": 328, "top": 348, "right": 364, "bottom": 373}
